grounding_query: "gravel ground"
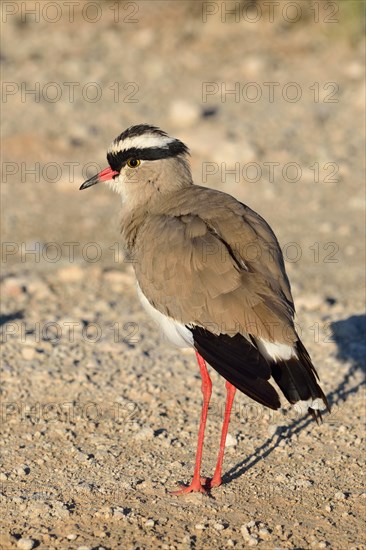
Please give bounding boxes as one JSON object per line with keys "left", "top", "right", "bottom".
{"left": 1, "top": 1, "right": 365, "bottom": 549}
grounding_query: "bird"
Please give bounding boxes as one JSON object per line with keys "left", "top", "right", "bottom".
{"left": 80, "top": 124, "right": 330, "bottom": 495}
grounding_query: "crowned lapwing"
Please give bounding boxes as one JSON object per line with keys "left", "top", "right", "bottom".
{"left": 80, "top": 124, "right": 329, "bottom": 494}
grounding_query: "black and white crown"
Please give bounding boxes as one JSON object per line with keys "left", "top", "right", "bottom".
{"left": 107, "top": 124, "right": 189, "bottom": 172}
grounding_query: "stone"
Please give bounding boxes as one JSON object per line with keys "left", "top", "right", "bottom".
{"left": 169, "top": 100, "right": 201, "bottom": 128}
{"left": 17, "top": 539, "right": 35, "bottom": 550}
{"left": 58, "top": 265, "right": 84, "bottom": 282}
{"left": 145, "top": 519, "right": 155, "bottom": 527}
{"left": 225, "top": 433, "right": 237, "bottom": 447}
{"left": 21, "top": 346, "right": 35, "bottom": 360}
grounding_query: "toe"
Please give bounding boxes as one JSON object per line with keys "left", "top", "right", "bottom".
{"left": 171, "top": 481, "right": 209, "bottom": 495}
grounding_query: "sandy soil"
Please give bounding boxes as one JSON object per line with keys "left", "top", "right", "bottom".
{"left": 1, "top": 1, "right": 365, "bottom": 549}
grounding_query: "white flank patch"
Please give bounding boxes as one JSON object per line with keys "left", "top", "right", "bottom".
{"left": 136, "top": 283, "right": 193, "bottom": 348}
{"left": 256, "top": 338, "right": 296, "bottom": 361}
{"left": 108, "top": 134, "right": 175, "bottom": 154}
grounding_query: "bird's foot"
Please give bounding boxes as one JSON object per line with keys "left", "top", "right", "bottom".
{"left": 200, "top": 475, "right": 222, "bottom": 489}
{"left": 171, "top": 477, "right": 209, "bottom": 496}
{"left": 171, "top": 475, "right": 223, "bottom": 495}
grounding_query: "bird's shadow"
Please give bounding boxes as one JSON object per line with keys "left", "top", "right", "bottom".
{"left": 223, "top": 314, "right": 366, "bottom": 485}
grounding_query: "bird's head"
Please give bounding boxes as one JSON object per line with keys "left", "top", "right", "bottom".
{"left": 80, "top": 124, "right": 192, "bottom": 207}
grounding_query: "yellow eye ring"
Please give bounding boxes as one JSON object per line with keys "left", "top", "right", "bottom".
{"left": 127, "top": 158, "right": 141, "bottom": 168}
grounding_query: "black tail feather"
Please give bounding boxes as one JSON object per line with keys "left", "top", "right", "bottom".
{"left": 271, "top": 339, "right": 330, "bottom": 415}
{"left": 190, "top": 326, "right": 329, "bottom": 420}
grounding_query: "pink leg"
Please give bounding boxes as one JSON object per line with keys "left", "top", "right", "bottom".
{"left": 172, "top": 352, "right": 212, "bottom": 495}
{"left": 206, "top": 381, "right": 236, "bottom": 488}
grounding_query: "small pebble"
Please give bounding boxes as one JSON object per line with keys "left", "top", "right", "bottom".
{"left": 93, "top": 530, "right": 106, "bottom": 538}
{"left": 258, "top": 528, "right": 271, "bottom": 539}
{"left": 145, "top": 519, "right": 155, "bottom": 527}
{"left": 103, "top": 270, "right": 134, "bottom": 285}
{"left": 135, "top": 427, "right": 154, "bottom": 441}
{"left": 17, "top": 540, "right": 35, "bottom": 550}
{"left": 21, "top": 346, "right": 35, "bottom": 360}
{"left": 267, "top": 424, "right": 278, "bottom": 437}
{"left": 169, "top": 99, "right": 201, "bottom": 128}
{"left": 58, "top": 265, "right": 84, "bottom": 282}
{"left": 335, "top": 491, "right": 346, "bottom": 500}
{"left": 225, "top": 433, "right": 237, "bottom": 447}
{"left": 16, "top": 465, "right": 30, "bottom": 476}
{"left": 344, "top": 61, "right": 364, "bottom": 79}
{"left": 240, "top": 525, "right": 250, "bottom": 537}
{"left": 296, "top": 294, "right": 323, "bottom": 311}
{"left": 195, "top": 524, "right": 206, "bottom": 530}
{"left": 67, "top": 534, "right": 77, "bottom": 540}
{"left": 296, "top": 479, "right": 313, "bottom": 488}
{"left": 214, "top": 522, "right": 225, "bottom": 531}
{"left": 3, "top": 278, "right": 24, "bottom": 297}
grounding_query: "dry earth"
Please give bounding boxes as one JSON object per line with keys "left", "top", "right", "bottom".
{"left": 1, "top": 1, "right": 365, "bottom": 549}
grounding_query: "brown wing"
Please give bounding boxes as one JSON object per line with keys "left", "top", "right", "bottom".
{"left": 133, "top": 186, "right": 296, "bottom": 345}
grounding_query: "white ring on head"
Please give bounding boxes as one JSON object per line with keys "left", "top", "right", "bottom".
{"left": 108, "top": 134, "right": 175, "bottom": 154}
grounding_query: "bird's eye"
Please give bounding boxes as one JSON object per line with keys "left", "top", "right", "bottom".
{"left": 127, "top": 158, "right": 141, "bottom": 168}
